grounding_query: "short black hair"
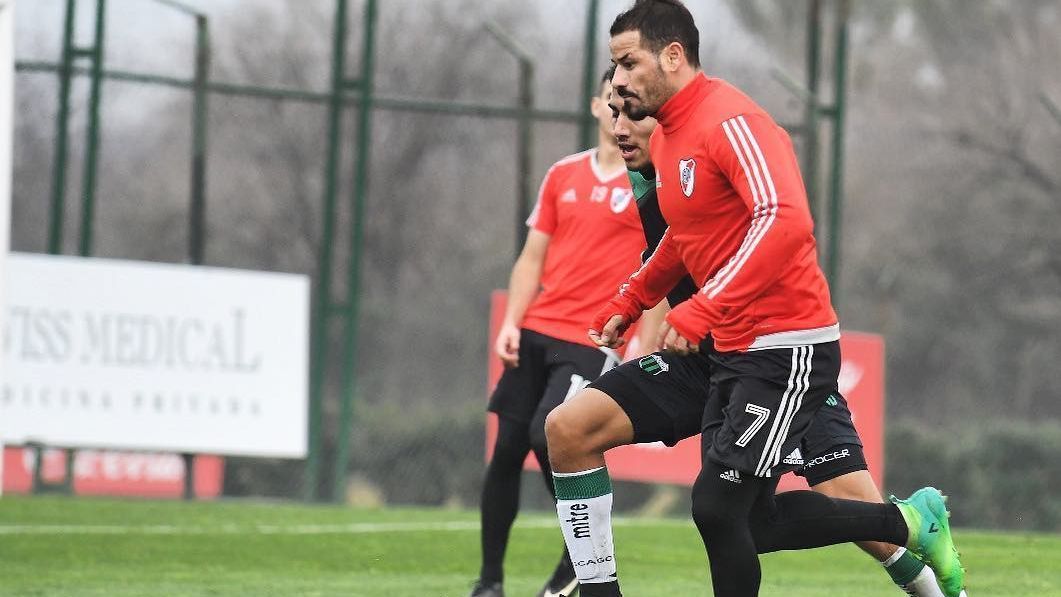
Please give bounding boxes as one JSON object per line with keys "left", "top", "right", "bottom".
{"left": 609, "top": 0, "right": 700, "bottom": 68}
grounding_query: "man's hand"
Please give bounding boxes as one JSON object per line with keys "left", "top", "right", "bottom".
{"left": 495, "top": 323, "right": 522, "bottom": 368}
{"left": 589, "top": 295, "right": 642, "bottom": 350}
{"left": 657, "top": 320, "right": 699, "bottom": 356}
{"left": 589, "top": 314, "right": 628, "bottom": 349}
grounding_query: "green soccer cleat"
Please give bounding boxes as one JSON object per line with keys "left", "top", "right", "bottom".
{"left": 891, "top": 487, "right": 966, "bottom": 597}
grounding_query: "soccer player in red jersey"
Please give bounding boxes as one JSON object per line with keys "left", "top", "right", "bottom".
{"left": 469, "top": 70, "right": 657, "bottom": 597}
{"left": 543, "top": 2, "right": 967, "bottom": 597}
{"left": 604, "top": 88, "right": 954, "bottom": 597}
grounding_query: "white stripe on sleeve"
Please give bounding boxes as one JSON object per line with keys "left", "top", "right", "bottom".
{"left": 701, "top": 116, "right": 779, "bottom": 300}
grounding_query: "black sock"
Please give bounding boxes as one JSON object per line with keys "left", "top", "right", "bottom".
{"left": 531, "top": 444, "right": 575, "bottom": 581}
{"left": 750, "top": 489, "right": 908, "bottom": 553}
{"left": 478, "top": 416, "right": 531, "bottom": 583}
{"left": 579, "top": 580, "right": 623, "bottom": 597}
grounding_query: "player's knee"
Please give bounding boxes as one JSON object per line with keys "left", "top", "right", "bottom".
{"left": 544, "top": 404, "right": 580, "bottom": 456}
{"left": 546, "top": 388, "right": 631, "bottom": 465}
{"left": 690, "top": 467, "right": 744, "bottom": 539}
{"left": 691, "top": 474, "right": 721, "bottom": 531}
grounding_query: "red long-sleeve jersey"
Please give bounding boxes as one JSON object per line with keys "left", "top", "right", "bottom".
{"left": 607, "top": 74, "right": 839, "bottom": 352}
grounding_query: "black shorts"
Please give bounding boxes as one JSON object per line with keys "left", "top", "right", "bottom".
{"left": 795, "top": 392, "right": 867, "bottom": 486}
{"left": 703, "top": 342, "right": 842, "bottom": 478}
{"left": 591, "top": 342, "right": 868, "bottom": 483}
{"left": 589, "top": 351, "right": 711, "bottom": 446}
{"left": 488, "top": 329, "right": 620, "bottom": 428}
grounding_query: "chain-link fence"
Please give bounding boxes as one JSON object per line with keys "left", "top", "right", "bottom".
{"left": 11, "top": 0, "right": 1061, "bottom": 530}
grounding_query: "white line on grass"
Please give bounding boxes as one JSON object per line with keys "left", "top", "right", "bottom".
{"left": 0, "top": 517, "right": 689, "bottom": 536}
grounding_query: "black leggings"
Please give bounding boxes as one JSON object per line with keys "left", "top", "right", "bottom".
{"left": 691, "top": 460, "right": 907, "bottom": 596}
{"left": 478, "top": 415, "right": 569, "bottom": 583}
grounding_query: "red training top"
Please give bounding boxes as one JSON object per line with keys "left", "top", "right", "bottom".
{"left": 522, "top": 149, "right": 645, "bottom": 347}
{"left": 606, "top": 74, "right": 838, "bottom": 352}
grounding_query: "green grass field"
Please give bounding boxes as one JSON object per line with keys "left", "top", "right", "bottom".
{"left": 0, "top": 495, "right": 1058, "bottom": 596}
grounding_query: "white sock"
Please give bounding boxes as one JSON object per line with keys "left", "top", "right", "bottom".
{"left": 553, "top": 467, "right": 616, "bottom": 583}
{"left": 884, "top": 547, "right": 944, "bottom": 597}
{"left": 901, "top": 566, "right": 945, "bottom": 597}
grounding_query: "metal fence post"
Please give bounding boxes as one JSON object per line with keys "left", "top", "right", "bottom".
{"left": 485, "top": 21, "right": 536, "bottom": 258}
{"left": 825, "top": 0, "right": 849, "bottom": 303}
{"left": 803, "top": 0, "right": 822, "bottom": 226}
{"left": 77, "top": 0, "right": 106, "bottom": 257}
{"left": 189, "top": 15, "right": 210, "bottom": 266}
{"left": 332, "top": 0, "right": 378, "bottom": 503}
{"left": 48, "top": 0, "right": 76, "bottom": 255}
{"left": 185, "top": 7, "right": 206, "bottom": 495}
{"left": 149, "top": 0, "right": 212, "bottom": 501}
{"left": 577, "top": 0, "right": 599, "bottom": 150}
{"left": 305, "top": 0, "right": 350, "bottom": 502}
{"left": 515, "top": 59, "right": 534, "bottom": 257}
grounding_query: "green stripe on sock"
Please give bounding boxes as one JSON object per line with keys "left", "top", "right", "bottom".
{"left": 886, "top": 549, "right": 926, "bottom": 586}
{"left": 553, "top": 468, "right": 612, "bottom": 500}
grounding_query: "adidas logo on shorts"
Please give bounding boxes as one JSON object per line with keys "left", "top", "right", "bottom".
{"left": 719, "top": 469, "right": 742, "bottom": 484}
{"left": 783, "top": 447, "right": 804, "bottom": 466}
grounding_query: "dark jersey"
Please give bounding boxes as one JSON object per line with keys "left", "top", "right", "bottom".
{"left": 629, "top": 166, "right": 698, "bottom": 308}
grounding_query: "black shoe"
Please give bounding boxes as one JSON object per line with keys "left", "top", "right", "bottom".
{"left": 468, "top": 579, "right": 504, "bottom": 597}
{"left": 577, "top": 580, "right": 621, "bottom": 597}
{"left": 536, "top": 567, "right": 578, "bottom": 597}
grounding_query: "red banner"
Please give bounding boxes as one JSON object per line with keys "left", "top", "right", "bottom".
{"left": 2, "top": 447, "right": 223, "bottom": 498}
{"left": 485, "top": 290, "right": 884, "bottom": 491}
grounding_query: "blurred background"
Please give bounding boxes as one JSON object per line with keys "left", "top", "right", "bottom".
{"left": 6, "top": 0, "right": 1060, "bottom": 531}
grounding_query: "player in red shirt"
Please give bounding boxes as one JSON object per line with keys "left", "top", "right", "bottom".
{"left": 543, "top": 2, "right": 967, "bottom": 597}
{"left": 469, "top": 69, "right": 655, "bottom": 597}
{"left": 607, "top": 88, "right": 955, "bottom": 597}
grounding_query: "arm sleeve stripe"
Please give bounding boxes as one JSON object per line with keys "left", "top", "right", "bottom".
{"left": 738, "top": 115, "right": 778, "bottom": 204}
{"left": 701, "top": 116, "right": 779, "bottom": 300}
{"left": 704, "top": 119, "right": 768, "bottom": 293}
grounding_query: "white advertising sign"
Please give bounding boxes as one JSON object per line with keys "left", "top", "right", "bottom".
{"left": 1, "top": 253, "right": 309, "bottom": 457}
